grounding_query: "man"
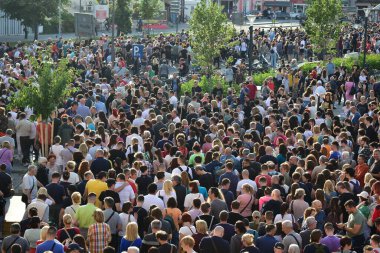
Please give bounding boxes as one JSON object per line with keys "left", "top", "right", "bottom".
{"left": 337, "top": 200, "right": 366, "bottom": 252}
{"left": 320, "top": 223, "right": 340, "bottom": 253}
{"left": 199, "top": 226, "right": 230, "bottom": 253}
{"left": 57, "top": 117, "right": 74, "bottom": 146}
{"left": 312, "top": 200, "right": 326, "bottom": 231}
{"left": 90, "top": 149, "right": 112, "bottom": 176}
{"left": 300, "top": 216, "right": 317, "bottom": 249}
{"left": 142, "top": 183, "right": 165, "bottom": 211}
{"left": 262, "top": 189, "right": 282, "bottom": 217}
{"left": 85, "top": 171, "right": 108, "bottom": 208}
{"left": 172, "top": 175, "right": 186, "bottom": 212}
{"left": 60, "top": 139, "right": 78, "bottom": 167}
{"left": 303, "top": 229, "right": 330, "bottom": 253}
{"left": 132, "top": 110, "right": 145, "bottom": 128}
{"left": 46, "top": 172, "right": 66, "bottom": 226}
{"left": 103, "top": 197, "right": 122, "bottom": 252}
{"left": 236, "top": 169, "right": 257, "bottom": 195}
{"left": 125, "top": 127, "right": 144, "bottom": 148}
{"left": 227, "top": 201, "right": 244, "bottom": 225}
{"left": 194, "top": 203, "right": 217, "bottom": 231}
{"left": 214, "top": 211, "right": 235, "bottom": 242}
{"left": 370, "top": 149, "right": 380, "bottom": 180}
{"left": 1, "top": 223, "right": 29, "bottom": 253}
{"left": 141, "top": 220, "right": 161, "bottom": 253}
{"left": 156, "top": 230, "right": 177, "bottom": 253}
{"left": 219, "top": 161, "right": 238, "bottom": 197}
{"left": 282, "top": 220, "right": 302, "bottom": 253}
{"left": 0, "top": 162, "right": 12, "bottom": 237}
{"left": 311, "top": 156, "right": 328, "bottom": 182}
{"left": 74, "top": 192, "right": 97, "bottom": 238}
{"left": 22, "top": 165, "right": 39, "bottom": 205}
{"left": 356, "top": 154, "right": 370, "bottom": 186}
{"left": 16, "top": 112, "right": 32, "bottom": 166}
{"left": 208, "top": 187, "right": 228, "bottom": 219}
{"left": 77, "top": 98, "right": 91, "bottom": 119}
{"left": 99, "top": 178, "right": 121, "bottom": 211}
{"left": 36, "top": 226, "right": 64, "bottom": 253}
{"left": 336, "top": 182, "right": 356, "bottom": 221}
{"left": 256, "top": 224, "right": 279, "bottom": 253}
{"left": 23, "top": 191, "right": 49, "bottom": 223}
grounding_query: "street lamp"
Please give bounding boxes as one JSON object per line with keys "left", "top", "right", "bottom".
{"left": 111, "top": 0, "right": 116, "bottom": 63}
{"left": 363, "top": 4, "right": 380, "bottom": 68}
{"left": 247, "top": 15, "right": 257, "bottom": 76}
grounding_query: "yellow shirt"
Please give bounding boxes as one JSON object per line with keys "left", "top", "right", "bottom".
{"left": 85, "top": 179, "right": 108, "bottom": 208}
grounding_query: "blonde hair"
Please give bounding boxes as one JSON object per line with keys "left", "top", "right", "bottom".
{"left": 163, "top": 180, "right": 173, "bottom": 195}
{"left": 195, "top": 220, "right": 208, "bottom": 234}
{"left": 242, "top": 233, "right": 254, "bottom": 246}
{"left": 85, "top": 116, "right": 94, "bottom": 125}
{"left": 93, "top": 209, "right": 104, "bottom": 223}
{"left": 71, "top": 192, "right": 81, "bottom": 204}
{"left": 364, "top": 173, "right": 374, "bottom": 185}
{"left": 63, "top": 214, "right": 72, "bottom": 225}
{"left": 37, "top": 187, "right": 48, "bottom": 197}
{"left": 2, "top": 141, "right": 10, "bottom": 149}
{"left": 78, "top": 143, "right": 88, "bottom": 156}
{"left": 242, "top": 183, "right": 254, "bottom": 195}
{"left": 40, "top": 226, "right": 49, "bottom": 240}
{"left": 66, "top": 161, "right": 76, "bottom": 171}
{"left": 323, "top": 180, "right": 334, "bottom": 195}
{"left": 125, "top": 222, "right": 139, "bottom": 241}
{"left": 181, "top": 235, "right": 195, "bottom": 248}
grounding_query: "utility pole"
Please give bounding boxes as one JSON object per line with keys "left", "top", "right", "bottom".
{"left": 58, "top": 0, "right": 62, "bottom": 36}
{"left": 80, "top": 0, "right": 82, "bottom": 12}
{"left": 111, "top": 0, "right": 116, "bottom": 63}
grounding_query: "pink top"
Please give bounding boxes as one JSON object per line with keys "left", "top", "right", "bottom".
{"left": 237, "top": 193, "right": 255, "bottom": 218}
{"left": 259, "top": 195, "right": 272, "bottom": 211}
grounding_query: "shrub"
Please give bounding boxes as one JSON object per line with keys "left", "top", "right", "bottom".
{"left": 252, "top": 70, "right": 276, "bottom": 86}
{"left": 180, "top": 75, "right": 232, "bottom": 96}
{"left": 361, "top": 54, "right": 380, "bottom": 70}
{"left": 299, "top": 62, "right": 320, "bottom": 75}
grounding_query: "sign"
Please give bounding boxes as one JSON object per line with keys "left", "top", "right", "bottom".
{"left": 133, "top": 45, "right": 144, "bottom": 59}
{"left": 75, "top": 13, "right": 96, "bottom": 37}
{"left": 94, "top": 4, "right": 109, "bottom": 21}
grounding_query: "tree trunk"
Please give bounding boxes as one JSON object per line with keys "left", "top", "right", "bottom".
{"left": 44, "top": 121, "right": 48, "bottom": 157}
{"left": 34, "top": 22, "right": 39, "bottom": 40}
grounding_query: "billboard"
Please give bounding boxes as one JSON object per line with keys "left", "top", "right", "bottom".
{"left": 75, "top": 13, "right": 96, "bottom": 37}
{"left": 94, "top": 4, "right": 109, "bottom": 21}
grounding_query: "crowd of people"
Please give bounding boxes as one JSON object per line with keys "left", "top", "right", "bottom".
{"left": 0, "top": 22, "right": 380, "bottom": 253}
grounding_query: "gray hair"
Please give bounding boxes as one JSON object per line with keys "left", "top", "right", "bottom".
{"left": 282, "top": 220, "right": 293, "bottom": 229}
{"left": 151, "top": 219, "right": 162, "bottom": 230}
{"left": 289, "top": 244, "right": 300, "bottom": 253}
{"left": 127, "top": 246, "right": 140, "bottom": 253}
{"left": 28, "top": 165, "right": 37, "bottom": 171}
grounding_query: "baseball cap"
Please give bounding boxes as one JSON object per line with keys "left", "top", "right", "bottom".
{"left": 275, "top": 242, "right": 285, "bottom": 250}
{"left": 357, "top": 191, "right": 369, "bottom": 199}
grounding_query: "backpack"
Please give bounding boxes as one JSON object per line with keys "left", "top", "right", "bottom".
{"left": 350, "top": 180, "right": 362, "bottom": 195}
{"left": 164, "top": 210, "right": 177, "bottom": 232}
{"left": 178, "top": 166, "right": 193, "bottom": 180}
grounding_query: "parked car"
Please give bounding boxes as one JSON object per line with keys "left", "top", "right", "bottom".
{"left": 290, "top": 12, "right": 306, "bottom": 19}
{"left": 274, "top": 11, "right": 291, "bottom": 20}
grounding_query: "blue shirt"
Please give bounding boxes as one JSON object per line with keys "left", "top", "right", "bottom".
{"left": 36, "top": 240, "right": 64, "bottom": 253}
{"left": 256, "top": 234, "right": 278, "bottom": 253}
{"left": 94, "top": 101, "right": 107, "bottom": 113}
{"left": 77, "top": 104, "right": 91, "bottom": 118}
{"left": 219, "top": 172, "right": 239, "bottom": 196}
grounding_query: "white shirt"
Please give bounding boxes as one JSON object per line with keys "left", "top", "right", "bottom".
{"left": 169, "top": 95, "right": 178, "bottom": 108}
{"left": 132, "top": 117, "right": 145, "bottom": 127}
{"left": 154, "top": 172, "right": 172, "bottom": 182}
{"left": 179, "top": 225, "right": 196, "bottom": 236}
{"left": 66, "top": 172, "right": 80, "bottom": 184}
{"left": 142, "top": 108, "right": 150, "bottom": 119}
{"left": 50, "top": 144, "right": 64, "bottom": 166}
{"left": 184, "top": 193, "right": 205, "bottom": 210}
{"left": 156, "top": 190, "right": 177, "bottom": 207}
{"left": 314, "top": 86, "right": 326, "bottom": 96}
{"left": 116, "top": 181, "right": 135, "bottom": 204}
{"left": 125, "top": 133, "right": 144, "bottom": 149}
{"left": 142, "top": 194, "right": 165, "bottom": 211}
{"left": 236, "top": 179, "right": 257, "bottom": 194}
{"left": 119, "top": 213, "right": 136, "bottom": 236}
{"left": 172, "top": 165, "right": 193, "bottom": 179}
{"left": 274, "top": 213, "right": 294, "bottom": 224}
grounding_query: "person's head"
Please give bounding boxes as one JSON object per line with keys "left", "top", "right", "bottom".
{"left": 10, "top": 244, "right": 22, "bottom": 253}
{"left": 127, "top": 246, "right": 140, "bottom": 253}
{"left": 370, "top": 234, "right": 380, "bottom": 248}
{"left": 104, "top": 197, "right": 115, "bottom": 209}
{"left": 274, "top": 242, "right": 285, "bottom": 253}
{"left": 93, "top": 209, "right": 105, "bottom": 223}
{"left": 310, "top": 229, "right": 322, "bottom": 243}
{"left": 148, "top": 183, "right": 158, "bottom": 194}
{"left": 266, "top": 224, "right": 276, "bottom": 236}
{"left": 281, "top": 220, "right": 294, "bottom": 234}
{"left": 156, "top": 230, "right": 169, "bottom": 244}
{"left": 241, "top": 233, "right": 254, "bottom": 247}
{"left": 324, "top": 222, "right": 335, "bottom": 235}
{"left": 151, "top": 219, "right": 162, "bottom": 233}
{"left": 103, "top": 246, "right": 115, "bottom": 253}
{"left": 288, "top": 244, "right": 300, "bottom": 253}
{"left": 63, "top": 214, "right": 73, "bottom": 226}
{"left": 10, "top": 223, "right": 21, "bottom": 235}
{"left": 46, "top": 226, "right": 57, "bottom": 240}
{"left": 71, "top": 192, "right": 82, "bottom": 205}
{"left": 340, "top": 236, "right": 352, "bottom": 250}
{"left": 213, "top": 226, "right": 224, "bottom": 237}
{"left": 344, "top": 200, "right": 357, "bottom": 214}
{"left": 125, "top": 222, "right": 139, "bottom": 241}
{"left": 235, "top": 220, "right": 247, "bottom": 235}
{"left": 180, "top": 236, "right": 195, "bottom": 252}
{"left": 181, "top": 212, "right": 192, "bottom": 224}
{"left": 195, "top": 219, "right": 208, "bottom": 234}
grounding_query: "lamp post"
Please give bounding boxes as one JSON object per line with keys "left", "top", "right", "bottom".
{"left": 363, "top": 4, "right": 380, "bottom": 68}
{"left": 111, "top": 0, "right": 116, "bottom": 63}
{"left": 58, "top": 0, "right": 62, "bottom": 36}
{"left": 247, "top": 15, "right": 257, "bottom": 76}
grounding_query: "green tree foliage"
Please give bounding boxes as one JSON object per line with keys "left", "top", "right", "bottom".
{"left": 304, "top": 0, "right": 343, "bottom": 55}
{"left": 137, "top": 0, "right": 164, "bottom": 19}
{"left": 113, "top": 0, "right": 132, "bottom": 35}
{"left": 10, "top": 59, "right": 76, "bottom": 121}
{"left": 189, "top": 0, "right": 234, "bottom": 73}
{"left": 0, "top": 0, "right": 69, "bottom": 40}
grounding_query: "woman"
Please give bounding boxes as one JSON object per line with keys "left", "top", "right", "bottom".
{"left": 237, "top": 184, "right": 255, "bottom": 219}
{"left": 77, "top": 161, "right": 90, "bottom": 181}
{"left": 119, "top": 202, "right": 136, "bottom": 238}
{"left": 87, "top": 209, "right": 112, "bottom": 253}
{"left": 320, "top": 92, "right": 334, "bottom": 112}
{"left": 240, "top": 233, "right": 259, "bottom": 253}
{"left": 184, "top": 181, "right": 205, "bottom": 211}
{"left": 85, "top": 116, "right": 95, "bottom": 131}
{"left": 230, "top": 220, "right": 247, "bottom": 253}
{"left": 157, "top": 180, "right": 177, "bottom": 207}
{"left": 36, "top": 226, "right": 49, "bottom": 246}
{"left": 345, "top": 76, "right": 355, "bottom": 101}
{"left": 46, "top": 154, "right": 60, "bottom": 178}
{"left": 0, "top": 141, "right": 13, "bottom": 173}
{"left": 119, "top": 222, "right": 142, "bottom": 253}
{"left": 79, "top": 143, "right": 92, "bottom": 161}
{"left": 64, "top": 192, "right": 82, "bottom": 221}
{"left": 57, "top": 214, "right": 80, "bottom": 245}
{"left": 73, "top": 234, "right": 88, "bottom": 253}
{"left": 323, "top": 180, "right": 338, "bottom": 205}
{"left": 24, "top": 216, "right": 41, "bottom": 253}
{"left": 152, "top": 149, "right": 168, "bottom": 175}
{"left": 192, "top": 220, "right": 208, "bottom": 253}
{"left": 179, "top": 213, "right": 196, "bottom": 241}
{"left": 274, "top": 202, "right": 294, "bottom": 224}
{"left": 180, "top": 236, "right": 197, "bottom": 253}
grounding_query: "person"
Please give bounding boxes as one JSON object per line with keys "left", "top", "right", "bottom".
{"left": 256, "top": 224, "right": 278, "bottom": 253}
{"left": 230, "top": 220, "right": 247, "bottom": 253}
{"left": 142, "top": 183, "right": 165, "bottom": 211}
{"left": 282, "top": 220, "right": 302, "bottom": 253}
{"left": 56, "top": 214, "right": 80, "bottom": 245}
{"left": 2, "top": 223, "right": 30, "bottom": 253}
{"left": 180, "top": 235, "right": 196, "bottom": 253}
{"left": 74, "top": 192, "right": 97, "bottom": 238}
{"left": 320, "top": 223, "right": 340, "bottom": 253}
{"left": 300, "top": 216, "right": 317, "bottom": 249}
{"left": 303, "top": 229, "right": 330, "bottom": 253}
{"left": 87, "top": 209, "right": 112, "bottom": 253}
{"left": 179, "top": 213, "right": 196, "bottom": 240}
{"left": 241, "top": 233, "right": 260, "bottom": 253}
{"left": 156, "top": 230, "right": 177, "bottom": 252}
{"left": 35, "top": 226, "right": 64, "bottom": 253}
{"left": 23, "top": 216, "right": 41, "bottom": 253}
{"left": 22, "top": 165, "right": 39, "bottom": 206}
{"left": 119, "top": 222, "right": 142, "bottom": 253}
{"left": 103, "top": 197, "right": 122, "bottom": 251}
{"left": 199, "top": 225, "right": 229, "bottom": 253}
{"left": 337, "top": 200, "right": 366, "bottom": 252}
{"left": 141, "top": 220, "right": 161, "bottom": 253}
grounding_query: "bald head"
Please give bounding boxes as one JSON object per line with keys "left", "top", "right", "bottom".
{"left": 213, "top": 226, "right": 225, "bottom": 237}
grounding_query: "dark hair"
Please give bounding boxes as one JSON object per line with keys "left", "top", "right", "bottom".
{"left": 167, "top": 197, "right": 177, "bottom": 208}
{"left": 148, "top": 183, "right": 158, "bottom": 194}
{"left": 122, "top": 202, "right": 133, "bottom": 214}
{"left": 10, "top": 244, "right": 22, "bottom": 253}
{"left": 235, "top": 220, "right": 247, "bottom": 234}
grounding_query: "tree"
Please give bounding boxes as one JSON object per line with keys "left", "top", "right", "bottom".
{"left": 189, "top": 0, "right": 234, "bottom": 74}
{"left": 304, "top": 0, "right": 343, "bottom": 57}
{"left": 0, "top": 0, "right": 68, "bottom": 40}
{"left": 114, "top": 0, "right": 132, "bottom": 35}
{"left": 10, "top": 58, "right": 76, "bottom": 156}
{"left": 138, "top": 0, "right": 164, "bottom": 20}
